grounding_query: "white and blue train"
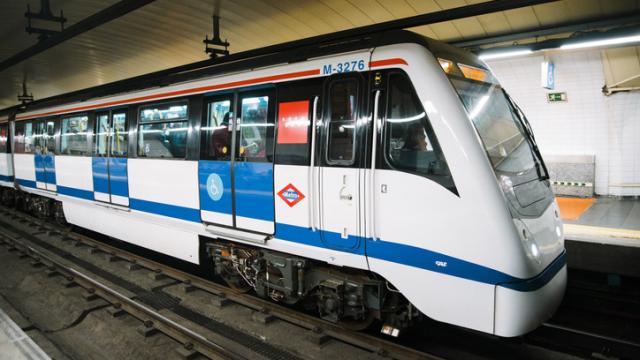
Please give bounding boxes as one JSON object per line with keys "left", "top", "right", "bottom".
{"left": 0, "top": 31, "right": 566, "bottom": 337}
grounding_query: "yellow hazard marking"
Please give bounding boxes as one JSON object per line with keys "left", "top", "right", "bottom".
{"left": 564, "top": 224, "right": 640, "bottom": 241}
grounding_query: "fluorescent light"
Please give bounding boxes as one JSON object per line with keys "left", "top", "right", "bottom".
{"left": 560, "top": 34, "right": 640, "bottom": 50}
{"left": 478, "top": 49, "right": 532, "bottom": 61}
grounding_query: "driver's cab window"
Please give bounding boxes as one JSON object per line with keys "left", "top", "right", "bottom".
{"left": 237, "top": 94, "right": 274, "bottom": 162}
{"left": 384, "top": 73, "right": 454, "bottom": 192}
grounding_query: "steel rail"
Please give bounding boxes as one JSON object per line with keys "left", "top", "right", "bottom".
{"left": 0, "top": 230, "right": 246, "bottom": 360}
{"left": 0, "top": 206, "right": 439, "bottom": 360}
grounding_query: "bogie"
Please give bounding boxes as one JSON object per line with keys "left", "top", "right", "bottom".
{"left": 206, "top": 239, "right": 418, "bottom": 330}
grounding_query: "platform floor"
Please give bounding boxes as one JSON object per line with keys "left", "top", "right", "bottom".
{"left": 558, "top": 196, "right": 640, "bottom": 247}
{"left": 0, "top": 308, "right": 50, "bottom": 360}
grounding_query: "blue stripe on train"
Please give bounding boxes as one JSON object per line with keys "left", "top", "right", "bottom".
{"left": 92, "top": 157, "right": 110, "bottom": 195}
{"left": 0, "top": 175, "right": 14, "bottom": 182}
{"left": 274, "top": 222, "right": 566, "bottom": 292}
{"left": 109, "top": 158, "right": 129, "bottom": 198}
{"left": 130, "top": 198, "right": 200, "bottom": 223}
{"left": 16, "top": 178, "right": 37, "bottom": 188}
{"left": 199, "top": 160, "right": 233, "bottom": 217}
{"left": 234, "top": 162, "right": 274, "bottom": 222}
{"left": 12, "top": 180, "right": 565, "bottom": 292}
{"left": 58, "top": 186, "right": 94, "bottom": 200}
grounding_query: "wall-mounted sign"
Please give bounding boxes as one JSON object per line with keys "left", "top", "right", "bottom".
{"left": 547, "top": 92, "right": 567, "bottom": 102}
{"left": 541, "top": 61, "right": 555, "bottom": 89}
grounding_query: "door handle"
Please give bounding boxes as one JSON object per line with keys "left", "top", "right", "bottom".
{"left": 339, "top": 186, "right": 352, "bottom": 201}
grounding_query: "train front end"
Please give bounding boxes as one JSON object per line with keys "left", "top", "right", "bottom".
{"left": 438, "top": 52, "right": 567, "bottom": 336}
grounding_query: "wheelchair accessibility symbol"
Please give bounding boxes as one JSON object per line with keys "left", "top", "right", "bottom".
{"left": 206, "top": 173, "right": 224, "bottom": 201}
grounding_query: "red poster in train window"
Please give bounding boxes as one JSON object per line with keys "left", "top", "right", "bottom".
{"left": 277, "top": 100, "right": 310, "bottom": 144}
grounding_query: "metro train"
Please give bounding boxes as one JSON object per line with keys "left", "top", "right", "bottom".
{"left": 0, "top": 30, "right": 566, "bottom": 337}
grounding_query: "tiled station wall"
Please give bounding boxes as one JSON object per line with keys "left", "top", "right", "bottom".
{"left": 487, "top": 49, "right": 640, "bottom": 196}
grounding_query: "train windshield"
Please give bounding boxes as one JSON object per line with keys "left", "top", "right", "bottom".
{"left": 449, "top": 77, "right": 540, "bottom": 181}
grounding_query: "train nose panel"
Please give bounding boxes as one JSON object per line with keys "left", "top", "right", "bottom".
{"left": 516, "top": 201, "right": 565, "bottom": 273}
{"left": 494, "top": 262, "right": 567, "bottom": 337}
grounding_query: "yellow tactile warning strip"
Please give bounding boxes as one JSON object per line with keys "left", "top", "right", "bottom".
{"left": 556, "top": 197, "right": 595, "bottom": 221}
{"left": 564, "top": 224, "right": 640, "bottom": 247}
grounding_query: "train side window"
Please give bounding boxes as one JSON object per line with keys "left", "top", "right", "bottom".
{"left": 0, "top": 124, "right": 8, "bottom": 153}
{"left": 36, "top": 119, "right": 56, "bottom": 154}
{"left": 34, "top": 121, "right": 46, "bottom": 153}
{"left": 383, "top": 73, "right": 455, "bottom": 191}
{"left": 327, "top": 79, "right": 357, "bottom": 164}
{"left": 60, "top": 115, "right": 89, "bottom": 155}
{"left": 95, "top": 113, "right": 109, "bottom": 156}
{"left": 237, "top": 95, "right": 274, "bottom": 162}
{"left": 138, "top": 102, "right": 188, "bottom": 159}
{"left": 111, "top": 112, "right": 128, "bottom": 157}
{"left": 202, "top": 99, "right": 232, "bottom": 160}
{"left": 14, "top": 122, "right": 33, "bottom": 153}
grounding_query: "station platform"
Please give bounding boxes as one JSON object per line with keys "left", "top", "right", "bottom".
{"left": 0, "top": 307, "right": 50, "bottom": 360}
{"left": 557, "top": 196, "right": 640, "bottom": 277}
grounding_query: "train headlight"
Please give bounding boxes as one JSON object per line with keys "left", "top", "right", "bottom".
{"left": 530, "top": 242, "right": 540, "bottom": 258}
{"left": 500, "top": 175, "right": 514, "bottom": 195}
{"left": 514, "top": 219, "right": 542, "bottom": 264}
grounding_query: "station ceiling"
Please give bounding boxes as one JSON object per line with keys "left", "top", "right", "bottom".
{"left": 0, "top": 0, "right": 639, "bottom": 109}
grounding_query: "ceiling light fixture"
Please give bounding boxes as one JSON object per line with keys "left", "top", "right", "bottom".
{"left": 478, "top": 49, "right": 533, "bottom": 61}
{"left": 560, "top": 33, "right": 640, "bottom": 50}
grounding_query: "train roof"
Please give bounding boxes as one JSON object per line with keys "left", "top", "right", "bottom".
{"left": 1, "top": 29, "right": 483, "bottom": 118}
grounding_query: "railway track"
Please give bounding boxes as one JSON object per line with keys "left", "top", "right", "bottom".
{"left": 0, "top": 205, "right": 438, "bottom": 360}
{"left": 2, "top": 204, "right": 639, "bottom": 360}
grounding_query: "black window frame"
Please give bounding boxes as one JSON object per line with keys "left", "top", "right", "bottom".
{"left": 274, "top": 77, "right": 322, "bottom": 166}
{"left": 0, "top": 123, "right": 9, "bottom": 154}
{"left": 59, "top": 113, "right": 90, "bottom": 156}
{"left": 235, "top": 89, "right": 276, "bottom": 164}
{"left": 324, "top": 75, "right": 362, "bottom": 167}
{"left": 380, "top": 71, "right": 457, "bottom": 194}
{"left": 136, "top": 100, "right": 190, "bottom": 159}
{"left": 200, "top": 94, "right": 234, "bottom": 161}
{"left": 13, "top": 121, "right": 33, "bottom": 154}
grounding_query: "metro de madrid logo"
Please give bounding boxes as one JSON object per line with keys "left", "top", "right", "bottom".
{"left": 277, "top": 183, "right": 305, "bottom": 207}
{"left": 206, "top": 173, "right": 224, "bottom": 201}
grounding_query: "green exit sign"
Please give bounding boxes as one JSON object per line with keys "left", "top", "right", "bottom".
{"left": 547, "top": 92, "right": 567, "bottom": 102}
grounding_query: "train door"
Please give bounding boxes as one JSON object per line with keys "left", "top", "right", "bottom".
{"left": 317, "top": 75, "right": 364, "bottom": 251}
{"left": 34, "top": 119, "right": 57, "bottom": 192}
{"left": 199, "top": 89, "right": 276, "bottom": 235}
{"left": 200, "top": 95, "right": 234, "bottom": 227}
{"left": 233, "top": 90, "right": 276, "bottom": 233}
{"left": 93, "top": 111, "right": 130, "bottom": 206}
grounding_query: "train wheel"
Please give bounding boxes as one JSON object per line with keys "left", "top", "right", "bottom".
{"left": 52, "top": 201, "right": 67, "bottom": 226}
{"left": 219, "top": 266, "right": 252, "bottom": 293}
{"left": 1, "top": 189, "right": 15, "bottom": 207}
{"left": 338, "top": 311, "right": 376, "bottom": 331}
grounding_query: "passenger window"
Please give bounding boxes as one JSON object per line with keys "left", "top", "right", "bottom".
{"left": 384, "top": 73, "right": 454, "bottom": 191}
{"left": 327, "top": 80, "right": 357, "bottom": 164}
{"left": 0, "top": 124, "right": 7, "bottom": 153}
{"left": 35, "top": 120, "right": 56, "bottom": 154}
{"left": 95, "top": 114, "right": 109, "bottom": 156}
{"left": 60, "top": 115, "right": 89, "bottom": 155}
{"left": 202, "top": 99, "right": 232, "bottom": 160}
{"left": 34, "top": 121, "right": 46, "bottom": 153}
{"left": 138, "top": 102, "right": 188, "bottom": 158}
{"left": 110, "top": 112, "right": 128, "bottom": 157}
{"left": 238, "top": 95, "right": 274, "bottom": 162}
{"left": 14, "top": 122, "right": 33, "bottom": 153}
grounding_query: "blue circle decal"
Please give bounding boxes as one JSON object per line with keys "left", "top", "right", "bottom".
{"left": 206, "top": 173, "right": 224, "bottom": 201}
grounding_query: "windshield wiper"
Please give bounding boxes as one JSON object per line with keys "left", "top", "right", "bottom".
{"left": 502, "top": 89, "right": 549, "bottom": 181}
